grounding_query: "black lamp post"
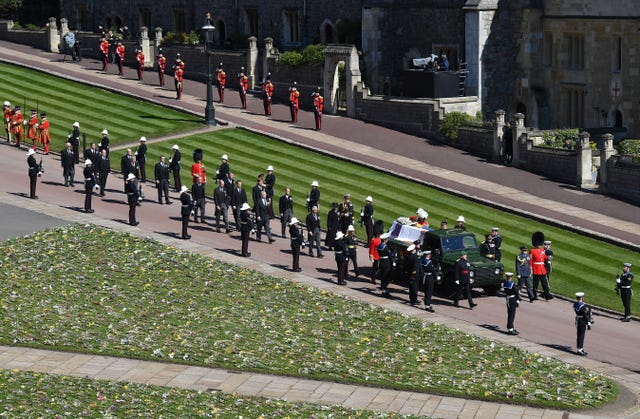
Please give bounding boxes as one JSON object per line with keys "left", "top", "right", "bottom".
{"left": 202, "top": 20, "right": 216, "bottom": 126}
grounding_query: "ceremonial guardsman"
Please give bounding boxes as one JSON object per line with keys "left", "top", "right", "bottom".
{"left": 191, "top": 175, "right": 206, "bottom": 223}
{"left": 37, "top": 112, "right": 50, "bottom": 154}
{"left": 83, "top": 159, "right": 97, "bottom": 213}
{"left": 454, "top": 251, "right": 477, "bottom": 309}
{"left": 97, "top": 149, "right": 110, "bottom": 196}
{"left": 345, "top": 225, "right": 360, "bottom": 278}
{"left": 377, "top": 233, "right": 392, "bottom": 295}
{"left": 174, "top": 62, "right": 184, "bottom": 100}
{"left": 419, "top": 250, "right": 438, "bottom": 312}
{"left": 289, "top": 217, "right": 304, "bottom": 272}
{"left": 191, "top": 148, "right": 206, "bottom": 184}
{"left": 454, "top": 215, "right": 466, "bottom": 230}
{"left": 136, "top": 136, "right": 147, "bottom": 182}
{"left": 616, "top": 262, "right": 634, "bottom": 322}
{"left": 334, "top": 231, "right": 348, "bottom": 285}
{"left": 69, "top": 122, "right": 80, "bottom": 163}
{"left": 99, "top": 129, "right": 110, "bottom": 155}
{"left": 27, "top": 148, "right": 39, "bottom": 199}
{"left": 26, "top": 109, "right": 38, "bottom": 149}
{"left": 126, "top": 173, "right": 140, "bottom": 226}
{"left": 10, "top": 105, "right": 23, "bottom": 147}
{"left": 543, "top": 240, "right": 553, "bottom": 282}
{"left": 491, "top": 227, "right": 502, "bottom": 262}
{"left": 3, "top": 101, "right": 12, "bottom": 143}
{"left": 60, "top": 142, "right": 75, "bottom": 186}
{"left": 480, "top": 234, "right": 496, "bottom": 260}
{"left": 115, "top": 42, "right": 125, "bottom": 76}
{"left": 169, "top": 144, "right": 181, "bottom": 191}
{"left": 239, "top": 202, "right": 252, "bottom": 257}
{"left": 279, "top": 187, "right": 293, "bottom": 238}
{"left": 179, "top": 185, "right": 192, "bottom": 239}
{"left": 503, "top": 272, "right": 520, "bottom": 335}
{"left": 154, "top": 155, "right": 172, "bottom": 205}
{"left": 405, "top": 243, "right": 419, "bottom": 305}
{"left": 216, "top": 63, "right": 226, "bottom": 102}
{"left": 369, "top": 220, "right": 384, "bottom": 284}
{"left": 289, "top": 82, "right": 300, "bottom": 123}
{"left": 515, "top": 245, "right": 535, "bottom": 302}
{"left": 312, "top": 88, "right": 324, "bottom": 130}
{"left": 262, "top": 74, "right": 274, "bottom": 116}
{"left": 339, "top": 193, "right": 354, "bottom": 233}
{"left": 134, "top": 48, "right": 145, "bottom": 81}
{"left": 307, "top": 180, "right": 320, "bottom": 211}
{"left": 573, "top": 292, "right": 592, "bottom": 356}
{"left": 99, "top": 37, "right": 109, "bottom": 71}
{"left": 156, "top": 49, "right": 167, "bottom": 86}
{"left": 361, "top": 196, "right": 374, "bottom": 246}
{"left": 530, "top": 232, "right": 552, "bottom": 300}
{"left": 237, "top": 67, "right": 248, "bottom": 109}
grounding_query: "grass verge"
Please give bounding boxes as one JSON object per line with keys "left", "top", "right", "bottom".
{"left": 0, "top": 224, "right": 618, "bottom": 409}
{"left": 109, "top": 129, "right": 640, "bottom": 315}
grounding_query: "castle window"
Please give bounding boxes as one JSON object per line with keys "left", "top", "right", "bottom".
{"left": 283, "top": 10, "right": 300, "bottom": 44}
{"left": 613, "top": 36, "right": 622, "bottom": 72}
{"left": 543, "top": 32, "right": 552, "bottom": 67}
{"left": 245, "top": 9, "right": 259, "bottom": 37}
{"left": 561, "top": 86, "right": 584, "bottom": 128}
{"left": 565, "top": 34, "right": 584, "bottom": 70}
{"left": 139, "top": 8, "right": 151, "bottom": 29}
{"left": 173, "top": 8, "right": 185, "bottom": 33}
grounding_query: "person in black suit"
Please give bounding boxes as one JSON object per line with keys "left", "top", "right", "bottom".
{"left": 289, "top": 217, "right": 304, "bottom": 272}
{"left": 231, "top": 179, "right": 248, "bottom": 230}
{"left": 279, "top": 187, "right": 293, "bottom": 238}
{"left": 213, "top": 179, "right": 229, "bottom": 233}
{"left": 83, "top": 159, "right": 97, "bottom": 212}
{"left": 69, "top": 122, "right": 80, "bottom": 164}
{"left": 179, "top": 186, "right": 192, "bottom": 239}
{"left": 169, "top": 144, "right": 181, "bottom": 192}
{"left": 305, "top": 205, "right": 323, "bottom": 257}
{"left": 239, "top": 202, "right": 252, "bottom": 257}
{"left": 120, "top": 148, "right": 133, "bottom": 192}
{"left": 255, "top": 190, "right": 274, "bottom": 242}
{"left": 27, "top": 149, "right": 39, "bottom": 199}
{"left": 217, "top": 154, "right": 230, "bottom": 180}
{"left": 97, "top": 149, "right": 110, "bottom": 197}
{"left": 60, "top": 142, "right": 75, "bottom": 187}
{"left": 191, "top": 175, "right": 206, "bottom": 223}
{"left": 265, "top": 165, "right": 276, "bottom": 216}
{"left": 136, "top": 137, "right": 148, "bottom": 182}
{"left": 325, "top": 202, "right": 340, "bottom": 250}
{"left": 154, "top": 155, "right": 172, "bottom": 204}
{"left": 252, "top": 175, "right": 265, "bottom": 210}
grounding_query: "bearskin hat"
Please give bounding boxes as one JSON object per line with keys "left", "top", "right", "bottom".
{"left": 373, "top": 220, "right": 385, "bottom": 237}
{"left": 531, "top": 231, "right": 545, "bottom": 247}
{"left": 193, "top": 148, "right": 203, "bottom": 162}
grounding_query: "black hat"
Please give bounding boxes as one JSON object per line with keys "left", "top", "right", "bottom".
{"left": 193, "top": 148, "right": 203, "bottom": 162}
{"left": 373, "top": 220, "right": 385, "bottom": 236}
{"left": 520, "top": 245, "right": 527, "bottom": 251}
{"left": 532, "top": 231, "right": 545, "bottom": 247}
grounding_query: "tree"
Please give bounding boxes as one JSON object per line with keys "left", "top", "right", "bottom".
{"left": 0, "top": 0, "right": 22, "bottom": 19}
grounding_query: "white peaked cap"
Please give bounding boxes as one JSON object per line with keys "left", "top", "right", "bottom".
{"left": 456, "top": 215, "right": 465, "bottom": 222}
{"left": 267, "top": 165, "right": 274, "bottom": 171}
{"left": 311, "top": 180, "right": 318, "bottom": 187}
{"left": 3, "top": 101, "right": 10, "bottom": 107}
{"left": 101, "top": 129, "right": 108, "bottom": 135}
{"left": 27, "top": 149, "right": 35, "bottom": 155}
{"left": 240, "top": 202, "right": 251, "bottom": 211}
{"left": 221, "top": 154, "right": 228, "bottom": 160}
{"left": 126, "top": 173, "right": 136, "bottom": 180}
{"left": 180, "top": 185, "right": 189, "bottom": 194}
{"left": 347, "top": 225, "right": 355, "bottom": 232}
{"left": 172, "top": 144, "right": 179, "bottom": 150}
{"left": 85, "top": 159, "right": 92, "bottom": 165}
{"left": 140, "top": 136, "right": 147, "bottom": 142}
{"left": 335, "top": 231, "right": 344, "bottom": 240}
{"left": 365, "top": 196, "right": 372, "bottom": 202}
{"left": 289, "top": 217, "right": 299, "bottom": 225}
{"left": 73, "top": 122, "right": 80, "bottom": 127}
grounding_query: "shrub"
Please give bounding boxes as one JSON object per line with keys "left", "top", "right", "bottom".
{"left": 301, "top": 44, "right": 325, "bottom": 64}
{"left": 615, "top": 139, "right": 640, "bottom": 155}
{"left": 11, "top": 21, "right": 21, "bottom": 29}
{"left": 24, "top": 23, "right": 39, "bottom": 31}
{"left": 279, "top": 50, "right": 304, "bottom": 67}
{"left": 185, "top": 30, "right": 200, "bottom": 45}
{"left": 160, "top": 31, "right": 186, "bottom": 46}
{"left": 541, "top": 128, "right": 580, "bottom": 149}
{"left": 439, "top": 112, "right": 475, "bottom": 140}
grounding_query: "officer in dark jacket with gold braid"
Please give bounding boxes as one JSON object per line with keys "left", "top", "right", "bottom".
{"left": 83, "top": 159, "right": 97, "bottom": 213}
{"left": 289, "top": 217, "right": 304, "bottom": 272}
{"left": 334, "top": 231, "right": 348, "bottom": 285}
{"left": 239, "top": 202, "right": 252, "bottom": 257}
{"left": 454, "top": 251, "right": 477, "bottom": 309}
{"left": 419, "top": 250, "right": 438, "bottom": 312}
{"left": 126, "top": 173, "right": 140, "bottom": 226}
{"left": 616, "top": 262, "right": 633, "bottom": 322}
{"left": 179, "top": 186, "right": 191, "bottom": 239}
{"left": 573, "top": 292, "right": 592, "bottom": 356}
{"left": 503, "top": 272, "right": 520, "bottom": 335}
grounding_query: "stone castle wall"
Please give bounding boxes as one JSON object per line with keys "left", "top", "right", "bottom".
{"left": 606, "top": 156, "right": 640, "bottom": 204}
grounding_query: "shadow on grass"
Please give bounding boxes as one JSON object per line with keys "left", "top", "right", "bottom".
{"left": 139, "top": 114, "right": 203, "bottom": 123}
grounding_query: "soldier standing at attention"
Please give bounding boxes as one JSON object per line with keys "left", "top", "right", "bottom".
{"left": 516, "top": 245, "right": 535, "bottom": 302}
{"left": 543, "top": 240, "right": 554, "bottom": 284}
{"left": 491, "top": 227, "right": 502, "bottom": 262}
{"left": 179, "top": 185, "right": 192, "bottom": 239}
{"left": 216, "top": 63, "right": 226, "bottom": 103}
{"left": 405, "top": 243, "right": 419, "bottom": 305}
{"left": 503, "top": 272, "right": 520, "bottom": 335}
{"left": 312, "top": 87, "right": 324, "bottom": 130}
{"left": 454, "top": 251, "right": 477, "bottom": 309}
{"left": 345, "top": 225, "right": 360, "bottom": 278}
{"left": 289, "top": 82, "right": 300, "bottom": 123}
{"left": 420, "top": 250, "right": 438, "bottom": 312}
{"left": 334, "top": 231, "right": 348, "bottom": 285}
{"left": 154, "top": 155, "right": 172, "bottom": 205}
{"left": 83, "top": 159, "right": 97, "bottom": 213}
{"left": 26, "top": 109, "right": 37, "bottom": 150}
{"left": 279, "top": 187, "right": 293, "bottom": 238}
{"left": 115, "top": 42, "right": 125, "bottom": 76}
{"left": 27, "top": 148, "right": 39, "bottom": 199}
{"left": 99, "top": 37, "right": 109, "bottom": 71}
{"left": 60, "top": 142, "right": 75, "bottom": 187}
{"left": 615, "top": 262, "right": 633, "bottom": 322}
{"left": 237, "top": 67, "right": 248, "bottom": 109}
{"left": 173, "top": 58, "right": 185, "bottom": 100}
{"left": 573, "top": 292, "right": 591, "bottom": 356}
{"left": 369, "top": 226, "right": 381, "bottom": 285}
{"left": 3, "top": 101, "right": 12, "bottom": 143}
{"left": 37, "top": 112, "right": 50, "bottom": 155}
{"left": 134, "top": 47, "right": 145, "bottom": 81}
{"left": 307, "top": 180, "right": 320, "bottom": 211}
{"left": 126, "top": 173, "right": 140, "bottom": 226}
{"left": 10, "top": 106, "right": 23, "bottom": 147}
{"left": 262, "top": 74, "right": 274, "bottom": 116}
{"left": 289, "top": 217, "right": 304, "bottom": 272}
{"left": 361, "top": 196, "right": 374, "bottom": 246}
{"left": 530, "top": 234, "right": 552, "bottom": 300}
{"left": 239, "top": 203, "right": 252, "bottom": 257}
{"left": 136, "top": 137, "right": 148, "bottom": 182}
{"left": 377, "top": 233, "right": 392, "bottom": 296}
{"left": 97, "top": 149, "right": 110, "bottom": 197}
{"left": 169, "top": 144, "right": 181, "bottom": 191}
{"left": 191, "top": 149, "right": 206, "bottom": 185}
{"left": 156, "top": 49, "right": 167, "bottom": 86}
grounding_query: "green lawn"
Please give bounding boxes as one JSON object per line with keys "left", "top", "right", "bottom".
{"left": 110, "top": 128, "right": 640, "bottom": 315}
{"left": 0, "top": 225, "right": 617, "bottom": 409}
{"left": 0, "top": 62, "right": 202, "bottom": 150}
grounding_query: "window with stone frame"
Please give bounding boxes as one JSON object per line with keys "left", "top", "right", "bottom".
{"left": 245, "top": 8, "right": 259, "bottom": 37}
{"left": 173, "top": 8, "right": 185, "bottom": 33}
{"left": 139, "top": 7, "right": 152, "bottom": 30}
{"left": 565, "top": 33, "right": 584, "bottom": 70}
{"left": 561, "top": 85, "right": 585, "bottom": 128}
{"left": 612, "top": 35, "right": 622, "bottom": 73}
{"left": 543, "top": 32, "right": 552, "bottom": 67}
{"left": 283, "top": 9, "right": 300, "bottom": 44}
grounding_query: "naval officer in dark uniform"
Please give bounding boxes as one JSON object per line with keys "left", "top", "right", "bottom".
{"left": 616, "top": 262, "right": 633, "bottom": 322}
{"left": 503, "top": 272, "right": 520, "bottom": 335}
{"left": 179, "top": 185, "right": 192, "bottom": 239}
{"left": 573, "top": 291, "right": 592, "bottom": 356}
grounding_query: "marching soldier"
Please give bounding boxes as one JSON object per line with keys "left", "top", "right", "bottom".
{"left": 378, "top": 233, "right": 392, "bottom": 295}
{"left": 154, "top": 155, "right": 172, "bottom": 205}
{"left": 279, "top": 187, "right": 294, "bottom": 238}
{"left": 60, "top": 142, "right": 75, "bottom": 187}
{"left": 37, "top": 112, "right": 50, "bottom": 155}
{"left": 83, "top": 159, "right": 97, "bottom": 213}
{"left": 491, "top": 227, "right": 502, "bottom": 262}
{"left": 312, "top": 88, "right": 324, "bottom": 130}
{"left": 616, "top": 262, "right": 633, "bottom": 322}
{"left": 179, "top": 185, "right": 192, "bottom": 239}
{"left": 345, "top": 225, "right": 360, "bottom": 278}
{"left": 156, "top": 49, "right": 167, "bottom": 86}
{"left": 136, "top": 136, "right": 148, "bottom": 182}
{"left": 262, "top": 74, "right": 274, "bottom": 116}
{"left": 289, "top": 217, "right": 304, "bottom": 271}
{"left": 99, "top": 129, "right": 110, "bottom": 156}
{"left": 419, "top": 250, "right": 438, "bottom": 312}
{"left": 239, "top": 202, "right": 253, "bottom": 257}
{"left": 339, "top": 194, "right": 354, "bottom": 233}
{"left": 307, "top": 180, "right": 320, "bottom": 211}
{"left": 530, "top": 235, "right": 552, "bottom": 300}
{"left": 216, "top": 63, "right": 226, "bottom": 102}
{"left": 405, "top": 243, "right": 419, "bottom": 305}
{"left": 97, "top": 149, "right": 110, "bottom": 197}
{"left": 334, "top": 231, "right": 348, "bottom": 285}
{"left": 544, "top": 240, "right": 554, "bottom": 283}
{"left": 503, "top": 272, "right": 520, "bottom": 335}
{"left": 10, "top": 105, "right": 23, "bottom": 147}
{"left": 191, "top": 175, "right": 206, "bottom": 223}
{"left": 126, "top": 173, "right": 140, "bottom": 226}
{"left": 134, "top": 48, "right": 145, "bottom": 81}
{"left": 237, "top": 67, "right": 248, "bottom": 109}
{"left": 214, "top": 178, "right": 230, "bottom": 233}
{"left": 27, "top": 148, "right": 39, "bottom": 199}
{"left": 3, "top": 101, "right": 12, "bottom": 143}
{"left": 169, "top": 144, "right": 181, "bottom": 191}
{"left": 305, "top": 205, "right": 323, "bottom": 257}
{"left": 361, "top": 196, "right": 374, "bottom": 246}
{"left": 515, "top": 245, "right": 535, "bottom": 302}
{"left": 69, "top": 122, "right": 80, "bottom": 163}
{"left": 115, "top": 41, "right": 125, "bottom": 76}
{"left": 289, "top": 82, "right": 300, "bottom": 123}
{"left": 174, "top": 61, "right": 184, "bottom": 100}
{"left": 573, "top": 292, "right": 592, "bottom": 356}
{"left": 26, "top": 109, "right": 38, "bottom": 149}
{"left": 99, "top": 37, "right": 109, "bottom": 71}
{"left": 479, "top": 234, "right": 496, "bottom": 259}
{"left": 454, "top": 251, "right": 477, "bottom": 309}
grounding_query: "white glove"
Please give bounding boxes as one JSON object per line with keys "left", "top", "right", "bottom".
{"left": 517, "top": 275, "right": 521, "bottom": 279}
{"left": 455, "top": 280, "right": 459, "bottom": 285}
{"left": 369, "top": 255, "right": 373, "bottom": 263}
{"left": 23, "top": 120, "right": 27, "bottom": 125}
{"left": 616, "top": 278, "right": 621, "bottom": 284}
{"left": 516, "top": 300, "right": 520, "bottom": 306}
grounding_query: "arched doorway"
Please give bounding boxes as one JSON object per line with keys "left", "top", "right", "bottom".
{"left": 216, "top": 20, "right": 226, "bottom": 46}
{"left": 516, "top": 102, "right": 526, "bottom": 118}
{"left": 323, "top": 44, "right": 361, "bottom": 117}
{"left": 614, "top": 110, "right": 623, "bottom": 128}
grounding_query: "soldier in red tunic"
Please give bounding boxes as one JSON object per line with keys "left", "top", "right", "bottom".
{"left": 191, "top": 148, "right": 206, "bottom": 185}
{"left": 262, "top": 74, "right": 274, "bottom": 116}
{"left": 26, "top": 109, "right": 38, "bottom": 149}
{"left": 237, "top": 67, "right": 248, "bottom": 109}
{"left": 216, "top": 63, "right": 226, "bottom": 103}
{"left": 530, "top": 231, "right": 552, "bottom": 300}
{"left": 3, "top": 101, "right": 13, "bottom": 144}
{"left": 135, "top": 48, "right": 145, "bottom": 81}
{"left": 99, "top": 38, "right": 109, "bottom": 71}
{"left": 173, "top": 56, "right": 185, "bottom": 100}
{"left": 10, "top": 106, "right": 24, "bottom": 147}
{"left": 115, "top": 42, "right": 125, "bottom": 76}
{"left": 37, "top": 112, "right": 50, "bottom": 155}
{"left": 312, "top": 87, "right": 324, "bottom": 130}
{"left": 156, "top": 49, "right": 167, "bottom": 86}
{"left": 289, "top": 82, "right": 300, "bottom": 123}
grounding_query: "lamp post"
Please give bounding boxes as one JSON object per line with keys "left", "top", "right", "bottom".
{"left": 202, "top": 20, "right": 216, "bottom": 126}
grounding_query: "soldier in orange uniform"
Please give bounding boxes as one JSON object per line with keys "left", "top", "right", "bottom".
{"left": 99, "top": 37, "right": 109, "bottom": 71}
{"left": 37, "top": 112, "right": 50, "bottom": 155}
{"left": 26, "top": 109, "right": 38, "bottom": 149}
{"left": 262, "top": 74, "right": 274, "bottom": 116}
{"left": 237, "top": 67, "right": 248, "bottom": 109}
{"left": 174, "top": 65, "right": 184, "bottom": 100}
{"left": 530, "top": 231, "right": 552, "bottom": 301}
{"left": 289, "top": 82, "right": 300, "bottom": 123}
{"left": 10, "top": 106, "right": 24, "bottom": 147}
{"left": 115, "top": 42, "right": 125, "bottom": 75}
{"left": 156, "top": 49, "right": 167, "bottom": 86}
{"left": 191, "top": 148, "right": 206, "bottom": 185}
{"left": 312, "top": 87, "right": 324, "bottom": 130}
{"left": 216, "top": 63, "right": 226, "bottom": 103}
{"left": 3, "top": 101, "right": 13, "bottom": 144}
{"left": 135, "top": 48, "right": 145, "bottom": 81}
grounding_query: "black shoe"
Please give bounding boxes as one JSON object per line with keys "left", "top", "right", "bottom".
{"left": 318, "top": 254, "right": 324, "bottom": 258}
{"left": 308, "top": 253, "right": 314, "bottom": 257}
{"left": 470, "top": 303, "right": 478, "bottom": 308}
{"left": 182, "top": 235, "right": 191, "bottom": 240}
{"left": 295, "top": 267, "right": 301, "bottom": 272}
{"left": 31, "top": 196, "right": 38, "bottom": 199}
{"left": 166, "top": 201, "right": 172, "bottom": 205}
{"left": 410, "top": 301, "right": 419, "bottom": 306}
{"left": 507, "top": 329, "right": 519, "bottom": 335}
{"left": 454, "top": 301, "right": 459, "bottom": 307}
{"left": 622, "top": 317, "right": 631, "bottom": 322}
{"left": 425, "top": 306, "right": 435, "bottom": 313}
{"left": 246, "top": 252, "right": 252, "bottom": 257}
{"left": 576, "top": 349, "right": 587, "bottom": 356}
{"left": 269, "top": 239, "right": 275, "bottom": 243}
{"left": 355, "top": 271, "right": 360, "bottom": 278}
{"left": 130, "top": 221, "right": 139, "bottom": 226}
